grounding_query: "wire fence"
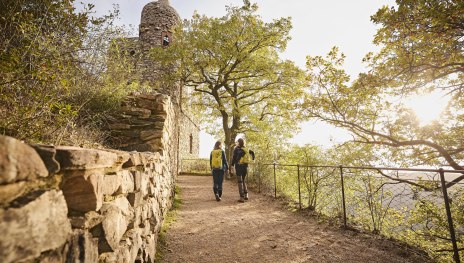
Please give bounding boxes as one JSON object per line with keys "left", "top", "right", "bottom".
{"left": 181, "top": 159, "right": 464, "bottom": 263}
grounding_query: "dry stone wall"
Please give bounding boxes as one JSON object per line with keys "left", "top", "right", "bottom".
{"left": 0, "top": 93, "right": 180, "bottom": 263}
{"left": 107, "top": 92, "right": 179, "bottom": 182}
{"left": 0, "top": 136, "right": 175, "bottom": 263}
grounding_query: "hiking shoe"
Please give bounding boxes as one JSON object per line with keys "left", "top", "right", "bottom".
{"left": 215, "top": 194, "right": 221, "bottom": 201}
{"left": 238, "top": 197, "right": 245, "bottom": 203}
{"left": 244, "top": 193, "right": 249, "bottom": 201}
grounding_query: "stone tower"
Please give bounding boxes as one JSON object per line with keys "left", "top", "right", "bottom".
{"left": 139, "top": 0, "right": 181, "bottom": 101}
{"left": 139, "top": 0, "right": 180, "bottom": 46}
{"left": 108, "top": 0, "right": 200, "bottom": 159}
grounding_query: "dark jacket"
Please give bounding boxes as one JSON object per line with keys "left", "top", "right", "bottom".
{"left": 231, "top": 146, "right": 255, "bottom": 166}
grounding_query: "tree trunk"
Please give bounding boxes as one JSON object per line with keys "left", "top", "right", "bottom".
{"left": 223, "top": 120, "right": 237, "bottom": 165}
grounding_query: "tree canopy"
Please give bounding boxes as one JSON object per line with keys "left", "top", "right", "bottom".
{"left": 152, "top": 0, "right": 306, "bottom": 159}
{"left": 304, "top": 0, "right": 464, "bottom": 186}
{"left": 369, "top": 0, "right": 464, "bottom": 94}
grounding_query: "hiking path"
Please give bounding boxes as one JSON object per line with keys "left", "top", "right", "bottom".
{"left": 159, "top": 175, "right": 431, "bottom": 263}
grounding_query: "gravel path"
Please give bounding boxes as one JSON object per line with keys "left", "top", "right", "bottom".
{"left": 159, "top": 175, "right": 431, "bottom": 263}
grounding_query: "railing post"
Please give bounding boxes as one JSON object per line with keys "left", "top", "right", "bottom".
{"left": 273, "top": 162, "right": 277, "bottom": 198}
{"left": 439, "top": 168, "right": 461, "bottom": 263}
{"left": 297, "top": 164, "right": 301, "bottom": 210}
{"left": 339, "top": 165, "right": 347, "bottom": 228}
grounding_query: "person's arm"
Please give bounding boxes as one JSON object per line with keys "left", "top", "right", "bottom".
{"left": 249, "top": 149, "right": 255, "bottom": 160}
{"left": 230, "top": 147, "right": 238, "bottom": 167}
{"left": 222, "top": 150, "right": 228, "bottom": 170}
{"left": 209, "top": 152, "right": 212, "bottom": 170}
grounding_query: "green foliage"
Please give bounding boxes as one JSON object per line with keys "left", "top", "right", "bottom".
{"left": 304, "top": 0, "right": 464, "bottom": 174}
{"left": 0, "top": 0, "right": 146, "bottom": 145}
{"left": 369, "top": 0, "right": 464, "bottom": 94}
{"left": 392, "top": 187, "right": 464, "bottom": 262}
{"left": 346, "top": 172, "right": 404, "bottom": 234}
{"left": 255, "top": 141, "right": 462, "bottom": 262}
{"left": 366, "top": 0, "right": 464, "bottom": 170}
{"left": 0, "top": 0, "right": 88, "bottom": 141}
{"left": 151, "top": 0, "right": 306, "bottom": 159}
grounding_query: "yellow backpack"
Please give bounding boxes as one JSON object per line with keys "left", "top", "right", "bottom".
{"left": 239, "top": 147, "right": 251, "bottom": 164}
{"left": 211, "top": 149, "right": 223, "bottom": 169}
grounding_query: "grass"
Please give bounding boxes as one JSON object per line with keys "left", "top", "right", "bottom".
{"left": 155, "top": 185, "right": 182, "bottom": 261}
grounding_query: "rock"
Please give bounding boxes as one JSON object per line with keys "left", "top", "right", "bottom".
{"left": 61, "top": 172, "right": 103, "bottom": 212}
{"left": 0, "top": 135, "right": 48, "bottom": 184}
{"left": 139, "top": 219, "right": 152, "bottom": 237}
{"left": 127, "top": 191, "right": 144, "bottom": 208}
{"left": 117, "top": 246, "right": 133, "bottom": 263}
{"left": 31, "top": 144, "right": 60, "bottom": 175}
{"left": 120, "top": 106, "right": 151, "bottom": 118}
{"left": 100, "top": 197, "right": 134, "bottom": 251}
{"left": 69, "top": 211, "right": 103, "bottom": 229}
{"left": 108, "top": 123, "right": 131, "bottom": 130}
{"left": 122, "top": 229, "right": 143, "bottom": 263}
{"left": 99, "top": 252, "right": 118, "bottom": 263}
{"left": 117, "top": 170, "right": 135, "bottom": 194}
{"left": 134, "top": 171, "right": 143, "bottom": 192}
{"left": 144, "top": 234, "right": 157, "bottom": 263}
{"left": 138, "top": 93, "right": 158, "bottom": 100}
{"left": 65, "top": 230, "right": 99, "bottom": 263}
{"left": 133, "top": 97, "right": 158, "bottom": 111}
{"left": 106, "top": 150, "right": 131, "bottom": 173}
{"left": 0, "top": 190, "right": 72, "bottom": 263}
{"left": 0, "top": 181, "right": 27, "bottom": 206}
{"left": 122, "top": 143, "right": 161, "bottom": 153}
{"left": 140, "top": 130, "right": 163, "bottom": 141}
{"left": 149, "top": 200, "right": 161, "bottom": 232}
{"left": 139, "top": 172, "right": 150, "bottom": 197}
{"left": 102, "top": 173, "right": 123, "bottom": 196}
{"left": 55, "top": 146, "right": 121, "bottom": 170}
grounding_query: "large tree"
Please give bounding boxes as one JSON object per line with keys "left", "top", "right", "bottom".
{"left": 304, "top": 0, "right": 464, "bottom": 187}
{"left": 152, "top": 1, "right": 306, "bottom": 159}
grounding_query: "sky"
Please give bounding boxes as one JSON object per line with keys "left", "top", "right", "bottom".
{"left": 77, "top": 0, "right": 397, "bottom": 157}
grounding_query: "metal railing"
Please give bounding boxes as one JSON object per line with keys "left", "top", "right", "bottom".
{"left": 181, "top": 159, "right": 464, "bottom": 263}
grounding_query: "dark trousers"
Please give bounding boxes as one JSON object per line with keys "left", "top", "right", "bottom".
{"left": 212, "top": 169, "right": 224, "bottom": 197}
{"left": 235, "top": 164, "right": 248, "bottom": 197}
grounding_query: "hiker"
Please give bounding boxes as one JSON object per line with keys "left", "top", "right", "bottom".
{"left": 210, "top": 141, "right": 228, "bottom": 201}
{"left": 230, "top": 138, "right": 255, "bottom": 202}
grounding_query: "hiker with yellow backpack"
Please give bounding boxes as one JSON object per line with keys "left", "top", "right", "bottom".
{"left": 230, "top": 138, "right": 255, "bottom": 203}
{"left": 210, "top": 141, "right": 229, "bottom": 201}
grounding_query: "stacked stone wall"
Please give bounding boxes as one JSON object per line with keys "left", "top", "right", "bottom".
{"left": 0, "top": 92, "right": 182, "bottom": 263}
{"left": 107, "top": 92, "right": 179, "bottom": 183}
{"left": 0, "top": 135, "right": 175, "bottom": 263}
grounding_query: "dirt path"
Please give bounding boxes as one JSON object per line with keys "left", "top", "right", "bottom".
{"left": 159, "top": 175, "right": 431, "bottom": 263}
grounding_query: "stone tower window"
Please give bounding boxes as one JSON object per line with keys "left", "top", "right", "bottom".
{"left": 189, "top": 134, "right": 193, "bottom": 154}
{"left": 162, "top": 31, "right": 172, "bottom": 47}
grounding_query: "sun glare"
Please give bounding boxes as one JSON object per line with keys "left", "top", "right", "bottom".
{"left": 404, "top": 91, "right": 448, "bottom": 125}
